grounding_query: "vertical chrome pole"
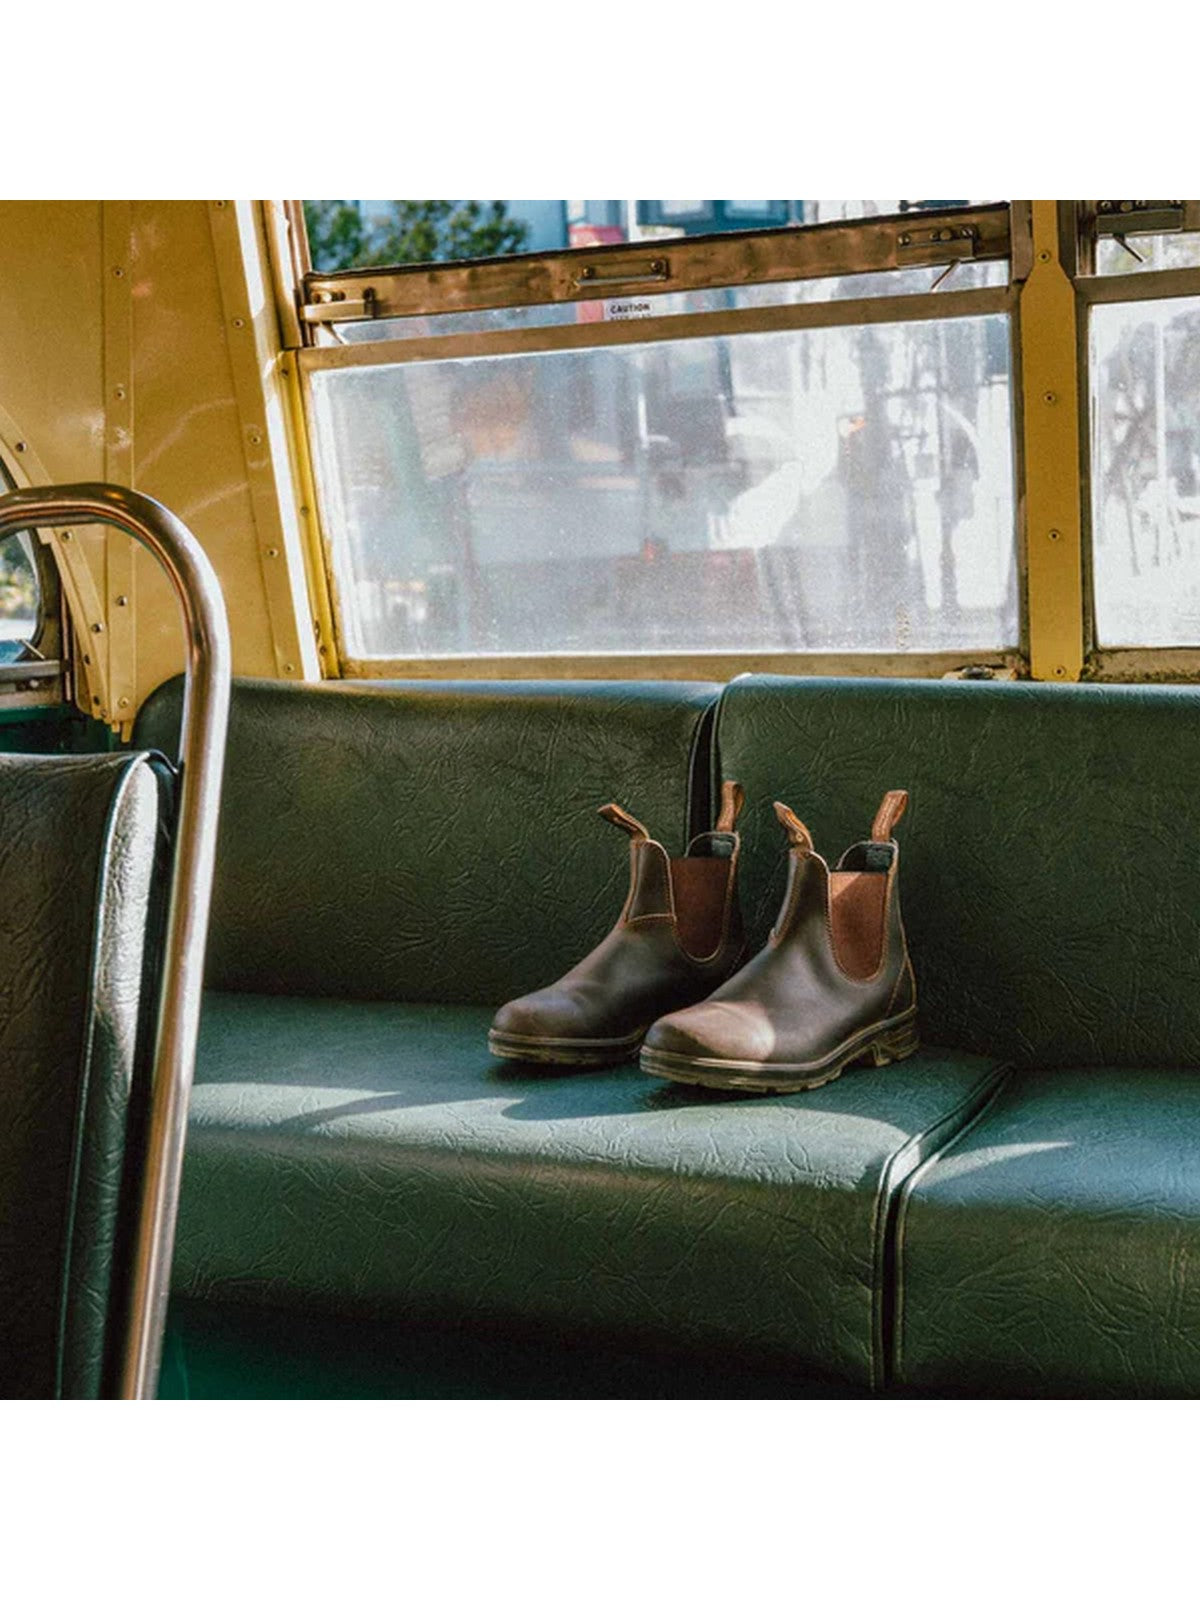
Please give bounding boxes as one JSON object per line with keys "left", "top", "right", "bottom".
{"left": 0, "top": 482, "right": 231, "bottom": 1398}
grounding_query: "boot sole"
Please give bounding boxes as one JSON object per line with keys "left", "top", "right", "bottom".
{"left": 639, "top": 1010, "right": 920, "bottom": 1095}
{"left": 488, "top": 1025, "right": 646, "bottom": 1068}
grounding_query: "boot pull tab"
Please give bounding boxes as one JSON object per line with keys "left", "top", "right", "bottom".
{"left": 715, "top": 779, "right": 745, "bottom": 833}
{"left": 773, "top": 801, "right": 813, "bottom": 854}
{"left": 598, "top": 802, "right": 650, "bottom": 841}
{"left": 871, "top": 790, "right": 909, "bottom": 843}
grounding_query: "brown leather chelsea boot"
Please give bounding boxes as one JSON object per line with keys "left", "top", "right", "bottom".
{"left": 640, "top": 789, "right": 918, "bottom": 1093}
{"left": 488, "top": 781, "right": 747, "bottom": 1067}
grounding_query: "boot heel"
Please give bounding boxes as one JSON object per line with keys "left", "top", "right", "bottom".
{"left": 869, "top": 1019, "right": 920, "bottom": 1066}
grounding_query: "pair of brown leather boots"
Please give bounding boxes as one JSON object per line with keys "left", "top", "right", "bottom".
{"left": 488, "top": 781, "right": 918, "bottom": 1094}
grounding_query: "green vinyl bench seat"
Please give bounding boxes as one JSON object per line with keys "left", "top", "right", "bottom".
{"left": 138, "top": 672, "right": 1200, "bottom": 1397}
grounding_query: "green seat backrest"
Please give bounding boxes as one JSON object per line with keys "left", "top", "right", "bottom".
{"left": 716, "top": 675, "right": 1200, "bottom": 1070}
{"left": 0, "top": 752, "right": 164, "bottom": 1398}
{"left": 135, "top": 678, "right": 719, "bottom": 1005}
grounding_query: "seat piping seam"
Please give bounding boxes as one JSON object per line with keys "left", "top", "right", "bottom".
{"left": 869, "top": 1060, "right": 1012, "bottom": 1393}
{"left": 888, "top": 1065, "right": 1016, "bottom": 1391}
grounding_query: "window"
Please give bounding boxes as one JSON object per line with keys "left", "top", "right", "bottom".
{"left": 0, "top": 532, "right": 39, "bottom": 664}
{"left": 286, "top": 199, "right": 1200, "bottom": 681}
{"left": 0, "top": 459, "right": 64, "bottom": 705}
{"left": 296, "top": 201, "right": 1016, "bottom": 673}
{"left": 1091, "top": 296, "right": 1200, "bottom": 647}
{"left": 1090, "top": 202, "right": 1200, "bottom": 276}
{"left": 309, "top": 316, "right": 1016, "bottom": 661}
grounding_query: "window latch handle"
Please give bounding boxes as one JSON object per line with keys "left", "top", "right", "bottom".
{"left": 574, "top": 257, "right": 670, "bottom": 290}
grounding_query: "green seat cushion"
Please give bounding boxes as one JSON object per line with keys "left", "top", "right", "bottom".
{"left": 894, "top": 1068, "right": 1200, "bottom": 1396}
{"left": 135, "top": 678, "right": 719, "bottom": 1005}
{"left": 175, "top": 991, "right": 1005, "bottom": 1390}
{"left": 716, "top": 676, "right": 1200, "bottom": 1069}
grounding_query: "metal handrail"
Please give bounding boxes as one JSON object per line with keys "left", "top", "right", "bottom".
{"left": 0, "top": 483, "right": 231, "bottom": 1399}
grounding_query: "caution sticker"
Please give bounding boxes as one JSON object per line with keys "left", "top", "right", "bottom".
{"left": 604, "top": 298, "right": 655, "bottom": 321}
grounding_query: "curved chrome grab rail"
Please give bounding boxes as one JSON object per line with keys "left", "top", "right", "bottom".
{"left": 0, "top": 483, "right": 231, "bottom": 1399}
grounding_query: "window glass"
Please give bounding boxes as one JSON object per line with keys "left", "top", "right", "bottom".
{"left": 0, "top": 532, "right": 41, "bottom": 663}
{"left": 303, "top": 200, "right": 996, "bottom": 273}
{"left": 1092, "top": 296, "right": 1200, "bottom": 645}
{"left": 308, "top": 313, "right": 1017, "bottom": 660}
{"left": 1096, "top": 232, "right": 1200, "bottom": 275}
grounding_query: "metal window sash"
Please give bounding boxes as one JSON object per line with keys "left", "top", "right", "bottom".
{"left": 296, "top": 283, "right": 1013, "bottom": 374}
{"left": 337, "top": 649, "right": 1025, "bottom": 683}
{"left": 300, "top": 203, "right": 1011, "bottom": 329}
{"left": 1086, "top": 647, "right": 1200, "bottom": 681}
{"left": 1077, "top": 267, "right": 1200, "bottom": 305}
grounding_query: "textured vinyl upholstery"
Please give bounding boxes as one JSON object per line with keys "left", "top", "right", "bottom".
{"left": 175, "top": 992, "right": 1003, "bottom": 1389}
{"left": 894, "top": 1069, "right": 1200, "bottom": 1397}
{"left": 0, "top": 752, "right": 165, "bottom": 1397}
{"left": 135, "top": 677, "right": 719, "bottom": 1005}
{"left": 138, "top": 674, "right": 1200, "bottom": 1396}
{"left": 135, "top": 678, "right": 1004, "bottom": 1391}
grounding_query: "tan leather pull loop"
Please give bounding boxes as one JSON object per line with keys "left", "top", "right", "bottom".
{"left": 715, "top": 779, "right": 745, "bottom": 833}
{"left": 598, "top": 802, "right": 651, "bottom": 840}
{"left": 773, "top": 800, "right": 813, "bottom": 853}
{"left": 871, "top": 790, "right": 909, "bottom": 842}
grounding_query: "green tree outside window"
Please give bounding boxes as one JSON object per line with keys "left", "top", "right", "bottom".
{"left": 304, "top": 201, "right": 530, "bottom": 272}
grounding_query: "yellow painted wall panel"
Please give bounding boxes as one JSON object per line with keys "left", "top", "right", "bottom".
{"left": 0, "top": 199, "right": 309, "bottom": 723}
{"left": 130, "top": 200, "right": 277, "bottom": 698}
{"left": 0, "top": 201, "right": 106, "bottom": 483}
